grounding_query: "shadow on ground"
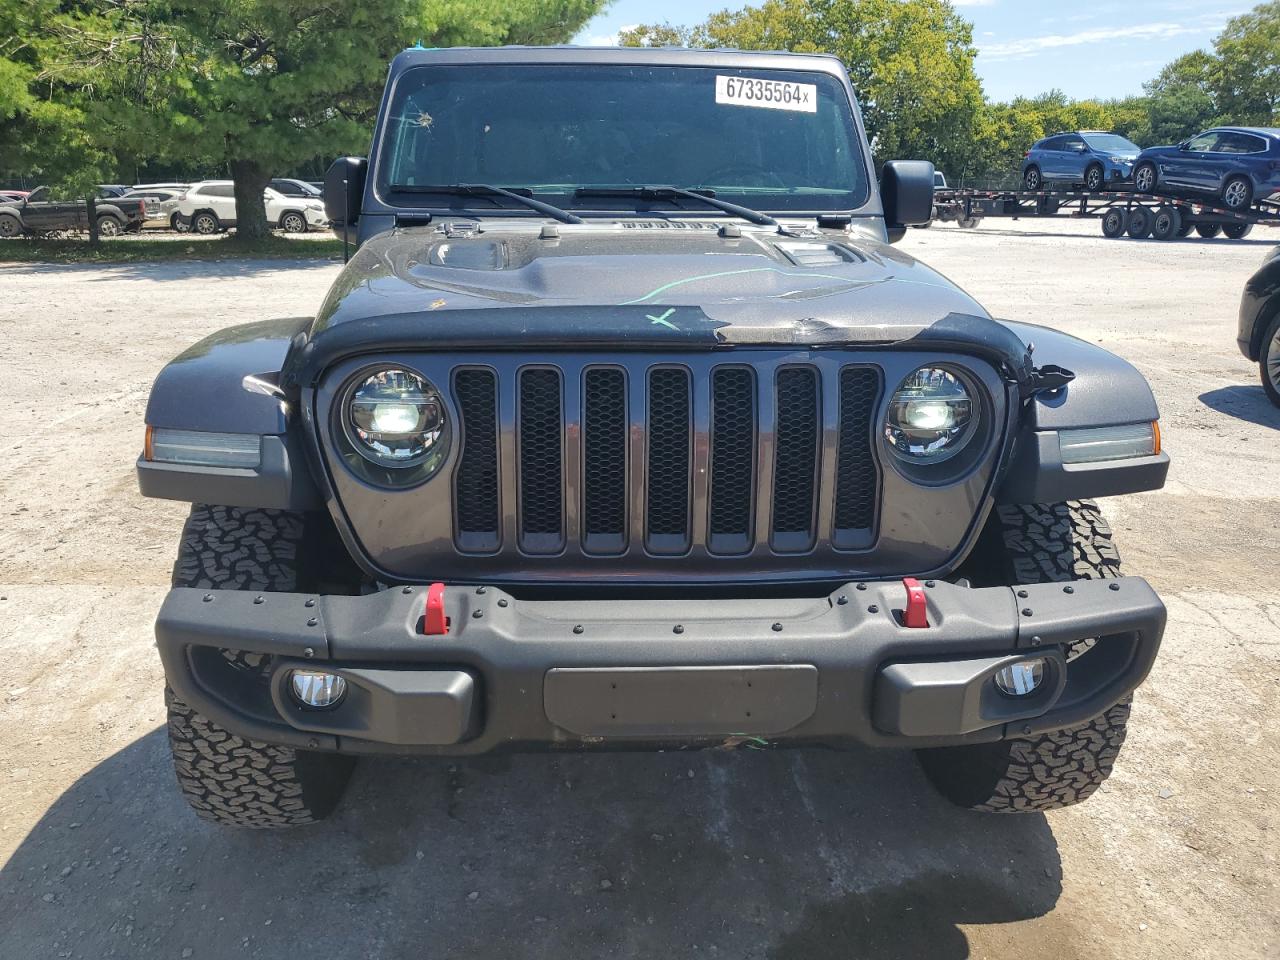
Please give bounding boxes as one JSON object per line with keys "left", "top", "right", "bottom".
{"left": 1, "top": 731, "right": 1066, "bottom": 960}
{"left": 1199, "top": 385, "right": 1280, "bottom": 428}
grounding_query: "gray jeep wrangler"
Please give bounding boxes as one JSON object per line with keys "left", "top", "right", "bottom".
{"left": 138, "top": 47, "right": 1170, "bottom": 828}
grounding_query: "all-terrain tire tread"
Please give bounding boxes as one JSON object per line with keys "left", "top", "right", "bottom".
{"left": 917, "top": 500, "right": 1133, "bottom": 813}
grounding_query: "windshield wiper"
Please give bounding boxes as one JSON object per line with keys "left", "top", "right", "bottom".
{"left": 573, "top": 185, "right": 778, "bottom": 227}
{"left": 387, "top": 183, "right": 582, "bottom": 224}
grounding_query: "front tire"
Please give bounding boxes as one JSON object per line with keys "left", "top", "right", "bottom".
{"left": 1133, "top": 162, "right": 1158, "bottom": 194}
{"left": 165, "top": 505, "right": 356, "bottom": 827}
{"left": 0, "top": 212, "right": 22, "bottom": 238}
{"left": 279, "top": 211, "right": 307, "bottom": 233}
{"left": 916, "top": 501, "right": 1132, "bottom": 812}
{"left": 1261, "top": 312, "right": 1280, "bottom": 407}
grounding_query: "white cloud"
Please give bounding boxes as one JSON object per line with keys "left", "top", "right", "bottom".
{"left": 581, "top": 24, "right": 639, "bottom": 46}
{"left": 978, "top": 19, "right": 1227, "bottom": 60}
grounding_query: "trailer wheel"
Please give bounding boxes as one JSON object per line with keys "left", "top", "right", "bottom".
{"left": 1195, "top": 224, "right": 1223, "bottom": 239}
{"left": 957, "top": 216, "right": 981, "bottom": 229}
{"left": 1223, "top": 222, "right": 1253, "bottom": 240}
{"left": 1150, "top": 206, "right": 1181, "bottom": 241}
{"left": 1125, "top": 207, "right": 1153, "bottom": 239}
{"left": 1101, "top": 209, "right": 1128, "bottom": 238}
{"left": 1176, "top": 220, "right": 1194, "bottom": 238}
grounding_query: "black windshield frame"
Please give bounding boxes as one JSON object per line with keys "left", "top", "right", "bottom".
{"left": 373, "top": 62, "right": 871, "bottom": 217}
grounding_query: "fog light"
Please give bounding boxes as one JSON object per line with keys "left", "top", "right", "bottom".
{"left": 290, "top": 670, "right": 346, "bottom": 708}
{"left": 993, "top": 659, "right": 1046, "bottom": 697}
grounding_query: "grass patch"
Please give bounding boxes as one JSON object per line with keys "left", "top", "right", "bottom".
{"left": 0, "top": 234, "right": 347, "bottom": 265}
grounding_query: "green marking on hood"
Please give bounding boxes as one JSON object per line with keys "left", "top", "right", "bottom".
{"left": 619, "top": 266, "right": 859, "bottom": 305}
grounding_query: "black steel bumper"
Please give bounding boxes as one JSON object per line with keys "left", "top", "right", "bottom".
{"left": 156, "top": 578, "right": 1165, "bottom": 755}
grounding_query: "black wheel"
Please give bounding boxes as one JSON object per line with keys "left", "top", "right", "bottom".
{"left": 957, "top": 216, "right": 981, "bottom": 229}
{"left": 917, "top": 501, "right": 1132, "bottom": 812}
{"left": 165, "top": 505, "right": 356, "bottom": 828}
{"left": 192, "top": 211, "right": 220, "bottom": 234}
{"left": 1150, "top": 205, "right": 1181, "bottom": 241}
{"left": 1023, "top": 167, "right": 1042, "bottom": 191}
{"left": 1133, "top": 162, "right": 1158, "bottom": 194}
{"left": 170, "top": 212, "right": 189, "bottom": 233}
{"left": 1176, "top": 220, "right": 1194, "bottom": 237}
{"left": 1262, "top": 312, "right": 1280, "bottom": 407}
{"left": 1084, "top": 164, "right": 1104, "bottom": 192}
{"left": 0, "top": 212, "right": 22, "bottom": 238}
{"left": 1222, "top": 175, "right": 1253, "bottom": 211}
{"left": 1223, "top": 222, "right": 1253, "bottom": 240}
{"left": 1125, "top": 206, "right": 1153, "bottom": 238}
{"left": 95, "top": 215, "right": 123, "bottom": 237}
{"left": 1101, "top": 208, "right": 1128, "bottom": 238}
{"left": 1195, "top": 224, "right": 1222, "bottom": 239}
{"left": 279, "top": 211, "right": 307, "bottom": 233}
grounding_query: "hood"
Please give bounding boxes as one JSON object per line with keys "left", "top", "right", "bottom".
{"left": 313, "top": 219, "right": 989, "bottom": 341}
{"left": 290, "top": 219, "right": 1037, "bottom": 392}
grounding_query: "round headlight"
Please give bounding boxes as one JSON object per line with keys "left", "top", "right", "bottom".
{"left": 345, "top": 368, "right": 445, "bottom": 469}
{"left": 884, "top": 367, "right": 976, "bottom": 462}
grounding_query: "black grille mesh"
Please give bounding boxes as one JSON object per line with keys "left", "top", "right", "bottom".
{"left": 519, "top": 368, "right": 563, "bottom": 538}
{"left": 772, "top": 367, "right": 819, "bottom": 535}
{"left": 646, "top": 368, "right": 691, "bottom": 538}
{"left": 583, "top": 368, "right": 627, "bottom": 537}
{"left": 709, "top": 368, "right": 755, "bottom": 538}
{"left": 834, "top": 367, "right": 881, "bottom": 532}
{"left": 454, "top": 368, "right": 499, "bottom": 535}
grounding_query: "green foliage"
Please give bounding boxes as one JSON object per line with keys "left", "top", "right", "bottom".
{"left": 2, "top": 0, "right": 606, "bottom": 232}
{"left": 621, "top": 0, "right": 986, "bottom": 176}
{"left": 1212, "top": 1, "right": 1280, "bottom": 124}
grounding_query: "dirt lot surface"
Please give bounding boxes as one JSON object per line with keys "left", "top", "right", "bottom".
{"left": 1, "top": 219, "right": 1277, "bottom": 959}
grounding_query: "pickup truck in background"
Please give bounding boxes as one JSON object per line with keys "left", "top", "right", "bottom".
{"left": 0, "top": 185, "right": 146, "bottom": 237}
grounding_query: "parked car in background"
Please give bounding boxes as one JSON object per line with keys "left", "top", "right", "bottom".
{"left": 0, "top": 185, "right": 145, "bottom": 237}
{"left": 1238, "top": 245, "right": 1280, "bottom": 406}
{"left": 1134, "top": 127, "right": 1280, "bottom": 211}
{"left": 270, "top": 177, "right": 322, "bottom": 198}
{"left": 1022, "top": 131, "right": 1142, "bottom": 192}
{"left": 97, "top": 184, "right": 130, "bottom": 198}
{"left": 174, "top": 180, "right": 329, "bottom": 234}
{"left": 132, "top": 182, "right": 190, "bottom": 192}
{"left": 0, "top": 190, "right": 29, "bottom": 203}
{"left": 122, "top": 187, "right": 186, "bottom": 230}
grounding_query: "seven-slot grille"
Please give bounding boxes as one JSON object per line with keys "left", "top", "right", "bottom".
{"left": 452, "top": 358, "right": 883, "bottom": 558}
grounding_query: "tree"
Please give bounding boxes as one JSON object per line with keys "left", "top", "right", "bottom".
{"left": 44, "top": 0, "right": 607, "bottom": 239}
{"left": 621, "top": 0, "right": 986, "bottom": 177}
{"left": 1212, "top": 1, "right": 1280, "bottom": 124}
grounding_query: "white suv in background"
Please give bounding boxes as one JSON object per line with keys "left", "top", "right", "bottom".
{"left": 175, "top": 180, "right": 328, "bottom": 234}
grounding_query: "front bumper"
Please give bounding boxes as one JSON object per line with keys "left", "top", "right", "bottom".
{"left": 156, "top": 577, "right": 1165, "bottom": 755}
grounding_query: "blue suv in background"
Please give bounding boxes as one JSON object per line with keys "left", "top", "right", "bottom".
{"left": 1021, "top": 131, "right": 1142, "bottom": 192}
{"left": 1133, "top": 127, "right": 1280, "bottom": 211}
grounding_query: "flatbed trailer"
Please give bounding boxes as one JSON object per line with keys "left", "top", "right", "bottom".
{"left": 932, "top": 184, "right": 1280, "bottom": 241}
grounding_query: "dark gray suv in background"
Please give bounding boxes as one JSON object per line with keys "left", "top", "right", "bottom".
{"left": 138, "top": 46, "right": 1169, "bottom": 828}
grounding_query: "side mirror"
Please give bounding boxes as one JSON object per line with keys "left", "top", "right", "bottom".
{"left": 324, "top": 156, "right": 367, "bottom": 227}
{"left": 881, "top": 160, "right": 935, "bottom": 243}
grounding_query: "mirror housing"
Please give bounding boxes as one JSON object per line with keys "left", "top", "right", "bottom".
{"left": 880, "top": 161, "right": 935, "bottom": 243}
{"left": 324, "top": 157, "right": 367, "bottom": 229}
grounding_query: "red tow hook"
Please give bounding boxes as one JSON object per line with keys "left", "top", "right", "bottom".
{"left": 901, "top": 577, "right": 930, "bottom": 628}
{"left": 423, "top": 582, "right": 449, "bottom": 635}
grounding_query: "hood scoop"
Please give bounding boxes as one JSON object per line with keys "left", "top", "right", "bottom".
{"left": 773, "top": 240, "right": 863, "bottom": 267}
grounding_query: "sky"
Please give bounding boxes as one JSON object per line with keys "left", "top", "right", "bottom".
{"left": 571, "top": 0, "right": 1247, "bottom": 103}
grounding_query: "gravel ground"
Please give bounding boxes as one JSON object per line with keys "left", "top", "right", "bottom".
{"left": 1, "top": 218, "right": 1277, "bottom": 959}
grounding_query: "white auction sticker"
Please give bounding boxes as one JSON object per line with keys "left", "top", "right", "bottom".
{"left": 715, "top": 75, "right": 817, "bottom": 113}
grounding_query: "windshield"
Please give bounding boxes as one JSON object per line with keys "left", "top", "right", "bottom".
{"left": 1081, "top": 133, "right": 1140, "bottom": 153}
{"left": 377, "top": 63, "right": 868, "bottom": 214}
